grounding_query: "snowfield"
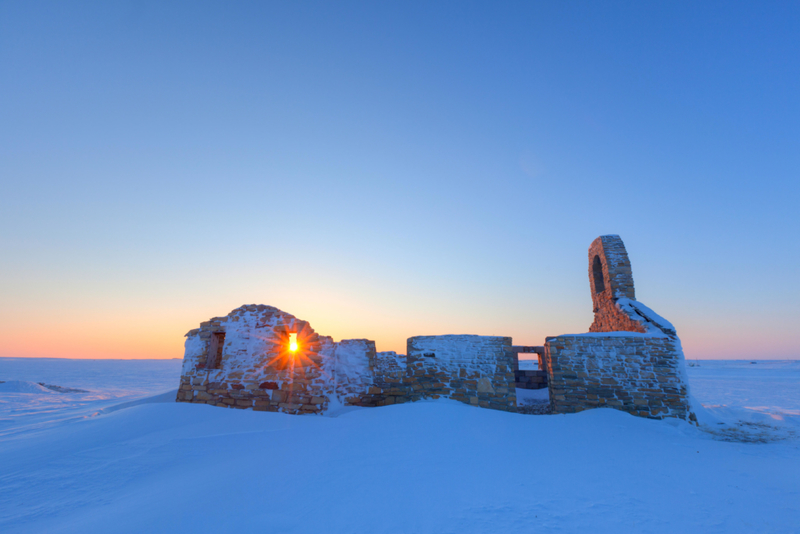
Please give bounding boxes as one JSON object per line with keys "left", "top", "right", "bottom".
{"left": 1, "top": 358, "right": 799, "bottom": 533}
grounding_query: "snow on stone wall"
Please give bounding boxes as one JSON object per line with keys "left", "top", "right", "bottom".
{"left": 403, "top": 335, "right": 517, "bottom": 411}
{"left": 327, "top": 339, "right": 377, "bottom": 405}
{"left": 545, "top": 235, "right": 695, "bottom": 421}
{"left": 176, "top": 235, "right": 690, "bottom": 420}
{"left": 177, "top": 305, "right": 380, "bottom": 415}
{"left": 545, "top": 333, "right": 691, "bottom": 419}
{"left": 321, "top": 336, "right": 517, "bottom": 411}
{"left": 177, "top": 309, "right": 517, "bottom": 414}
{"left": 177, "top": 305, "right": 332, "bottom": 414}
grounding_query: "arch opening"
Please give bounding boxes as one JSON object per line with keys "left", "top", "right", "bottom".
{"left": 592, "top": 255, "right": 606, "bottom": 294}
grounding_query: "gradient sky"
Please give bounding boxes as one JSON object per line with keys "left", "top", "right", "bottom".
{"left": 1, "top": 1, "right": 798, "bottom": 360}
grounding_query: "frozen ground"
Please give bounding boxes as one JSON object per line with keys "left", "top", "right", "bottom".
{"left": 687, "top": 360, "right": 800, "bottom": 415}
{"left": 1, "top": 358, "right": 799, "bottom": 533}
{"left": 0, "top": 358, "right": 180, "bottom": 438}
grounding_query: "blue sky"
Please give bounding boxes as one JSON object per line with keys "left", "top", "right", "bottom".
{"left": 1, "top": 1, "right": 798, "bottom": 358}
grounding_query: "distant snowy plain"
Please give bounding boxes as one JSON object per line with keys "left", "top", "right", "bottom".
{"left": 1, "top": 357, "right": 798, "bottom": 533}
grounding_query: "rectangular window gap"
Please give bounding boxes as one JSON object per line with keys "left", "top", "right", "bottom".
{"left": 206, "top": 332, "right": 226, "bottom": 369}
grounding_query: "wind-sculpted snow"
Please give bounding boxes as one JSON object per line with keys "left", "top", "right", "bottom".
{"left": 0, "top": 358, "right": 798, "bottom": 533}
{"left": 0, "top": 358, "right": 181, "bottom": 438}
{"left": 0, "top": 381, "right": 57, "bottom": 394}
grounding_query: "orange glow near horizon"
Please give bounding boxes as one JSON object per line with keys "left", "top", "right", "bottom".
{"left": 0, "top": 300, "right": 798, "bottom": 361}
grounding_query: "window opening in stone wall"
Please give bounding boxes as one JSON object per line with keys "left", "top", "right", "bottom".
{"left": 592, "top": 255, "right": 606, "bottom": 294}
{"left": 289, "top": 333, "right": 298, "bottom": 353}
{"left": 206, "top": 332, "right": 226, "bottom": 369}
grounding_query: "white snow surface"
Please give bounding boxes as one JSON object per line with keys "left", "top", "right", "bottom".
{"left": 1, "top": 357, "right": 799, "bottom": 533}
{"left": 617, "top": 297, "right": 677, "bottom": 335}
{"left": 0, "top": 380, "right": 57, "bottom": 394}
{"left": 515, "top": 387, "right": 549, "bottom": 403}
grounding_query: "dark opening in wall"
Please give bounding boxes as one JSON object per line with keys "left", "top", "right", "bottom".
{"left": 206, "top": 332, "right": 226, "bottom": 369}
{"left": 592, "top": 255, "right": 606, "bottom": 294}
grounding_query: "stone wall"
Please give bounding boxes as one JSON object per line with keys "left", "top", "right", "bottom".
{"left": 319, "top": 335, "right": 518, "bottom": 412}
{"left": 177, "top": 235, "right": 693, "bottom": 421}
{"left": 177, "top": 305, "right": 377, "bottom": 414}
{"left": 327, "top": 338, "right": 377, "bottom": 405}
{"left": 178, "top": 307, "right": 518, "bottom": 414}
{"left": 544, "top": 235, "right": 695, "bottom": 421}
{"left": 588, "top": 235, "right": 647, "bottom": 333}
{"left": 403, "top": 335, "right": 517, "bottom": 411}
{"left": 347, "top": 351, "right": 407, "bottom": 407}
{"left": 511, "top": 346, "right": 547, "bottom": 389}
{"left": 545, "top": 333, "right": 690, "bottom": 418}
{"left": 515, "top": 370, "right": 548, "bottom": 390}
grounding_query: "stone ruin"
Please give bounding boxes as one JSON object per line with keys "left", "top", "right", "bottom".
{"left": 177, "top": 235, "right": 695, "bottom": 421}
{"left": 176, "top": 316, "right": 518, "bottom": 414}
{"left": 544, "top": 236, "right": 695, "bottom": 421}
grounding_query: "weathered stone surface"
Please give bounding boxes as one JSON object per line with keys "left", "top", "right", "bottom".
{"left": 543, "top": 235, "right": 694, "bottom": 422}
{"left": 175, "top": 235, "right": 692, "bottom": 422}
{"left": 476, "top": 377, "right": 494, "bottom": 394}
{"left": 398, "top": 335, "right": 517, "bottom": 412}
{"left": 176, "top": 305, "right": 342, "bottom": 415}
{"left": 177, "top": 309, "right": 517, "bottom": 415}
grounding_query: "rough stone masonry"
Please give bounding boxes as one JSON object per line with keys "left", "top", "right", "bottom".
{"left": 177, "top": 234, "right": 694, "bottom": 421}
{"left": 544, "top": 235, "right": 695, "bottom": 421}
{"left": 177, "top": 310, "right": 517, "bottom": 414}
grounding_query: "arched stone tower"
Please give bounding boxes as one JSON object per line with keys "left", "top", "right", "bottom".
{"left": 588, "top": 235, "right": 635, "bottom": 308}
{"left": 588, "top": 235, "right": 646, "bottom": 334}
{"left": 543, "top": 235, "right": 694, "bottom": 421}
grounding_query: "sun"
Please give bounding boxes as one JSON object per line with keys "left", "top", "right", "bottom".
{"left": 289, "top": 333, "right": 298, "bottom": 353}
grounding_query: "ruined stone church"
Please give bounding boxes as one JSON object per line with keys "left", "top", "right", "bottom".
{"left": 177, "top": 235, "right": 695, "bottom": 421}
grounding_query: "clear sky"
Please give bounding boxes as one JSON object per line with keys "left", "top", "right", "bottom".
{"left": 1, "top": 1, "right": 798, "bottom": 360}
